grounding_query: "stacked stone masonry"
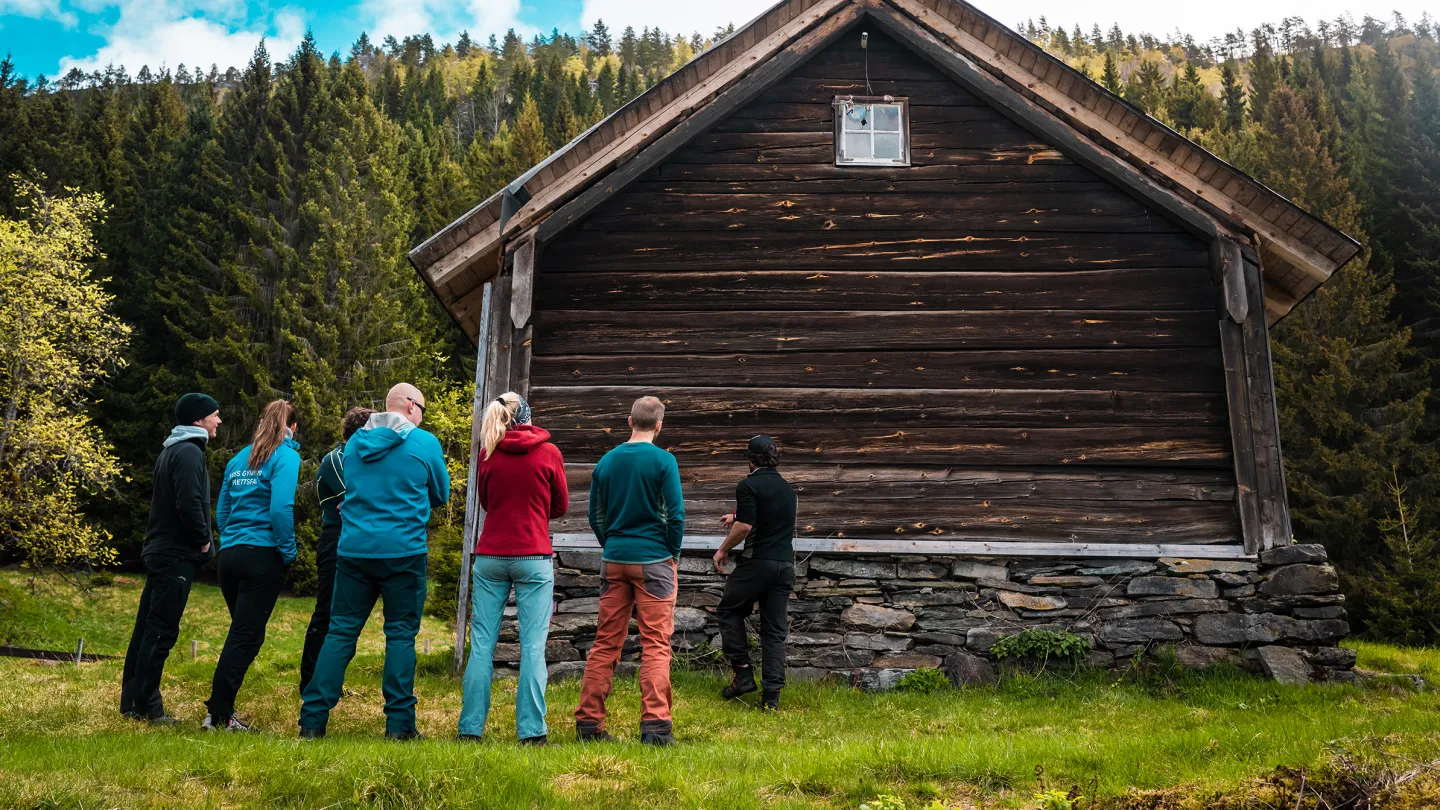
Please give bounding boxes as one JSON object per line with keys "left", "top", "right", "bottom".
{"left": 484, "top": 544, "right": 1353, "bottom": 689}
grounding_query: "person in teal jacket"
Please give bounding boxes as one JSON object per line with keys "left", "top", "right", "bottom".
{"left": 299, "top": 383, "right": 451, "bottom": 740}
{"left": 204, "top": 399, "right": 300, "bottom": 732}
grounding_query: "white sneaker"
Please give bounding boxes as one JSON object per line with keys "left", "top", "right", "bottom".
{"left": 202, "top": 713, "right": 255, "bottom": 732}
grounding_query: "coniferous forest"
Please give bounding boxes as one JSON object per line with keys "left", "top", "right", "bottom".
{"left": 2, "top": 12, "right": 1440, "bottom": 643}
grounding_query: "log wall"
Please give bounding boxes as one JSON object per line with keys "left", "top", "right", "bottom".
{"left": 534, "top": 28, "right": 1239, "bottom": 549}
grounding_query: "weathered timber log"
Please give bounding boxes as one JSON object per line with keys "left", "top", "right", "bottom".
{"left": 534, "top": 269, "right": 1214, "bottom": 312}
{"left": 559, "top": 462, "right": 1236, "bottom": 502}
{"left": 546, "top": 424, "right": 1232, "bottom": 467}
{"left": 711, "top": 102, "right": 1018, "bottom": 133}
{"left": 652, "top": 162, "right": 1097, "bottom": 184}
{"left": 532, "top": 310, "right": 1218, "bottom": 354}
{"left": 529, "top": 386, "right": 1228, "bottom": 427}
{"left": 551, "top": 496, "right": 1240, "bottom": 542}
{"left": 754, "top": 77, "right": 983, "bottom": 105}
{"left": 531, "top": 348, "right": 1225, "bottom": 391}
{"left": 580, "top": 190, "right": 1183, "bottom": 233}
{"left": 546, "top": 231, "right": 1210, "bottom": 272}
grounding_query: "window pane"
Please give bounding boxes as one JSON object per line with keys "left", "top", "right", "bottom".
{"left": 842, "top": 132, "right": 872, "bottom": 159}
{"left": 873, "top": 132, "right": 902, "bottom": 160}
{"left": 874, "top": 104, "right": 902, "bottom": 132}
{"left": 843, "top": 104, "right": 872, "bottom": 131}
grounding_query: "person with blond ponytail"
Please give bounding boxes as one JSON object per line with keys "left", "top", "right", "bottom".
{"left": 204, "top": 400, "right": 301, "bottom": 732}
{"left": 458, "top": 392, "right": 568, "bottom": 745}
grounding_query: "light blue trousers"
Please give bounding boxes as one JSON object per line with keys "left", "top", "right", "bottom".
{"left": 458, "top": 555, "right": 554, "bottom": 740}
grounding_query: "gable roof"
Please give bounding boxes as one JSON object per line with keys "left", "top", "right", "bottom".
{"left": 409, "top": 0, "right": 1360, "bottom": 339}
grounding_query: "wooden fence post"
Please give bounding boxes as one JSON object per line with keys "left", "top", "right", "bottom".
{"left": 454, "top": 281, "right": 493, "bottom": 676}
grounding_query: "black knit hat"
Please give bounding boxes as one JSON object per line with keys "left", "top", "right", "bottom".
{"left": 175, "top": 393, "right": 219, "bottom": 426}
{"left": 747, "top": 435, "right": 777, "bottom": 455}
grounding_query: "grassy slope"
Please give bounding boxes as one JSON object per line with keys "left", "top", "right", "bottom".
{"left": 1, "top": 569, "right": 1437, "bottom": 809}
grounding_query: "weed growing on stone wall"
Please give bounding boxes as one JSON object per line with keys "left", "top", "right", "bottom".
{"left": 990, "top": 629, "right": 1091, "bottom": 668}
{"left": 895, "top": 667, "right": 951, "bottom": 694}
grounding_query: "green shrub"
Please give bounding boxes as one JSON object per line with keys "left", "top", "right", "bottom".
{"left": 990, "top": 629, "right": 1091, "bottom": 663}
{"left": 1033, "top": 789, "right": 1082, "bottom": 810}
{"left": 895, "top": 667, "right": 951, "bottom": 694}
{"left": 426, "top": 524, "right": 463, "bottom": 622}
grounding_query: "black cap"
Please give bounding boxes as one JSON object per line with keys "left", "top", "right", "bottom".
{"left": 175, "top": 393, "right": 219, "bottom": 426}
{"left": 747, "top": 435, "right": 776, "bottom": 454}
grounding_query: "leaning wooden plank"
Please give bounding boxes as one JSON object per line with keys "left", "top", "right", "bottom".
{"left": 548, "top": 533, "right": 1253, "bottom": 559}
{"left": 1220, "top": 316, "right": 1262, "bottom": 553}
{"left": 1240, "top": 255, "right": 1292, "bottom": 549}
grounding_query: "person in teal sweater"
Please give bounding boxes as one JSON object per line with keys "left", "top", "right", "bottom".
{"left": 299, "top": 383, "right": 451, "bottom": 740}
{"left": 576, "top": 395, "right": 685, "bottom": 746}
{"left": 204, "top": 399, "right": 300, "bottom": 732}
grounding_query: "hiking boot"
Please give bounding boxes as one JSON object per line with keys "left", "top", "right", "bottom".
{"left": 385, "top": 730, "right": 424, "bottom": 742}
{"left": 576, "top": 723, "right": 615, "bottom": 742}
{"left": 640, "top": 730, "right": 676, "bottom": 746}
{"left": 721, "top": 666, "right": 758, "bottom": 700}
{"left": 147, "top": 714, "right": 182, "bottom": 726}
{"left": 761, "top": 691, "right": 780, "bottom": 711}
{"left": 519, "top": 735, "right": 549, "bottom": 746}
{"left": 202, "top": 714, "right": 255, "bottom": 732}
{"left": 456, "top": 734, "right": 483, "bottom": 743}
{"left": 299, "top": 727, "right": 326, "bottom": 740}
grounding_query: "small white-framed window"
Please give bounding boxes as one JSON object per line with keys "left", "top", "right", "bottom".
{"left": 833, "top": 95, "right": 910, "bottom": 166}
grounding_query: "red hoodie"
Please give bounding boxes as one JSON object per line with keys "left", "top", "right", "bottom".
{"left": 475, "top": 424, "right": 569, "bottom": 556}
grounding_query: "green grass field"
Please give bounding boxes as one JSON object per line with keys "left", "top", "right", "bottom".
{"left": 1, "top": 568, "right": 1438, "bottom": 809}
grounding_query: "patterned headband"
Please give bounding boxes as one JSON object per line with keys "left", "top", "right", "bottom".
{"left": 503, "top": 395, "right": 531, "bottom": 425}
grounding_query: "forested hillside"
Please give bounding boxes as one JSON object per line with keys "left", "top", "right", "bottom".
{"left": 1, "top": 11, "right": 1438, "bottom": 641}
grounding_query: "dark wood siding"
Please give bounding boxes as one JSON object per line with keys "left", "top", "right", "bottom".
{"left": 535, "top": 28, "right": 1238, "bottom": 547}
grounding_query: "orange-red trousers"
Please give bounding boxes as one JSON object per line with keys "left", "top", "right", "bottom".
{"left": 575, "top": 560, "right": 677, "bottom": 730}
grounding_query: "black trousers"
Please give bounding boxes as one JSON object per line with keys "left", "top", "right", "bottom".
{"left": 716, "top": 558, "right": 795, "bottom": 693}
{"left": 205, "top": 544, "right": 285, "bottom": 723}
{"left": 120, "top": 555, "right": 197, "bottom": 719}
{"left": 299, "top": 527, "right": 339, "bottom": 693}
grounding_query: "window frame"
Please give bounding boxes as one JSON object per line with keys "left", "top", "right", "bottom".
{"left": 832, "top": 95, "right": 911, "bottom": 167}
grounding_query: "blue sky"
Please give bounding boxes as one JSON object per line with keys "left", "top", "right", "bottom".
{"left": 2, "top": 0, "right": 1434, "bottom": 80}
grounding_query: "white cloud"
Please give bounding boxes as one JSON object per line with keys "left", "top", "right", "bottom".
{"left": 361, "top": 0, "right": 528, "bottom": 44}
{"left": 579, "top": 0, "right": 773, "bottom": 38}
{"left": 1, "top": 0, "right": 77, "bottom": 26}
{"left": 57, "top": 1, "right": 305, "bottom": 74}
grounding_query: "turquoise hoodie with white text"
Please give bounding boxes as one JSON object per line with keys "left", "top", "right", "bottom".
{"left": 339, "top": 412, "right": 451, "bottom": 559}
{"left": 215, "top": 437, "right": 301, "bottom": 564}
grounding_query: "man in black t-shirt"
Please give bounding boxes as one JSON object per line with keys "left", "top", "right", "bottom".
{"left": 713, "top": 435, "right": 798, "bottom": 710}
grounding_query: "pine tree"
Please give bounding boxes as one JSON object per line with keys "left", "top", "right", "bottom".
{"left": 1221, "top": 61, "right": 1246, "bottom": 131}
{"left": 1249, "top": 29, "right": 1279, "bottom": 121}
{"left": 1101, "top": 52, "right": 1121, "bottom": 93}
{"left": 589, "top": 19, "right": 613, "bottom": 56}
{"left": 507, "top": 97, "right": 550, "bottom": 177}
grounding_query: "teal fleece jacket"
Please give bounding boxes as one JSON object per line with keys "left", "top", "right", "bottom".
{"left": 215, "top": 437, "right": 301, "bottom": 564}
{"left": 339, "top": 412, "right": 451, "bottom": 559}
{"left": 588, "top": 441, "right": 685, "bottom": 563}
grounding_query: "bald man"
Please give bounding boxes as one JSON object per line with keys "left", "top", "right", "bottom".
{"left": 299, "top": 383, "right": 451, "bottom": 740}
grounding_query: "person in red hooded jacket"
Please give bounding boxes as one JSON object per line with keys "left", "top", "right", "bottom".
{"left": 457, "top": 392, "right": 568, "bottom": 744}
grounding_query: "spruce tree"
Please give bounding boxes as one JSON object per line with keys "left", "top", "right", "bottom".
{"left": 1221, "top": 61, "right": 1246, "bottom": 131}
{"left": 1101, "top": 52, "right": 1121, "bottom": 93}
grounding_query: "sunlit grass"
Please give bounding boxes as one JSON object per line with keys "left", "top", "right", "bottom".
{"left": 2, "top": 568, "right": 1438, "bottom": 809}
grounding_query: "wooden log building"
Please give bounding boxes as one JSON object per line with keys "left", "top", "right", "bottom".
{"left": 411, "top": 0, "right": 1359, "bottom": 570}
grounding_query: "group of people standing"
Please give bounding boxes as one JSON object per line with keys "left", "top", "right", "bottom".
{"left": 121, "top": 387, "right": 798, "bottom": 746}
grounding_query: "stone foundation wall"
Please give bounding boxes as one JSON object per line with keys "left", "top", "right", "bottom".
{"left": 490, "top": 543, "right": 1354, "bottom": 688}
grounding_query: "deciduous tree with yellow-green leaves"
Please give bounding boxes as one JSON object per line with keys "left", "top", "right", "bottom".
{"left": 0, "top": 178, "right": 129, "bottom": 568}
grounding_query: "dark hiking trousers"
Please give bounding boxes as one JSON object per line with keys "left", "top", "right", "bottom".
{"left": 299, "top": 527, "right": 339, "bottom": 693}
{"left": 716, "top": 558, "right": 795, "bottom": 693}
{"left": 120, "top": 555, "right": 197, "bottom": 719}
{"left": 299, "top": 553, "right": 427, "bottom": 735}
{"left": 205, "top": 544, "right": 285, "bottom": 724}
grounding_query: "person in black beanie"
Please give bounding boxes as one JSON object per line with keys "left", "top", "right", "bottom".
{"left": 713, "top": 435, "right": 798, "bottom": 711}
{"left": 120, "top": 393, "right": 222, "bottom": 724}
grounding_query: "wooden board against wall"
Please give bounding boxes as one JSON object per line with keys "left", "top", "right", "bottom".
{"left": 533, "top": 26, "right": 1239, "bottom": 548}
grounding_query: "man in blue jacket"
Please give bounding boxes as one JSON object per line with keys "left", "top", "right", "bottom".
{"left": 299, "top": 383, "right": 451, "bottom": 740}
